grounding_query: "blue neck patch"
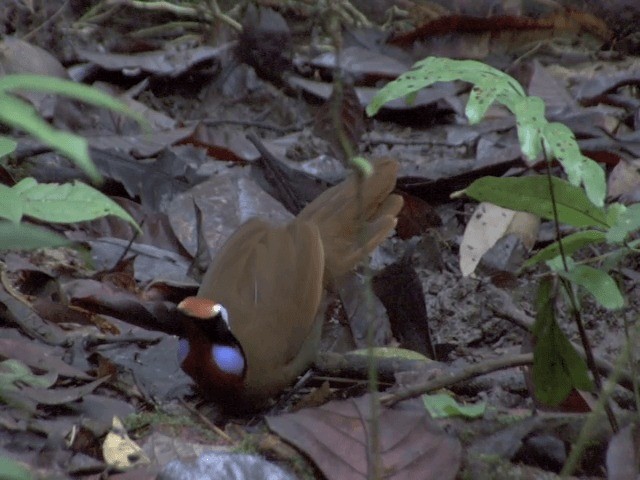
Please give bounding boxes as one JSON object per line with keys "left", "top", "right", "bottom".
{"left": 177, "top": 338, "right": 190, "bottom": 364}
{"left": 212, "top": 345, "right": 245, "bottom": 376}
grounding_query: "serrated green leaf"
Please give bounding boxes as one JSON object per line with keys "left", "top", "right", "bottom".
{"left": 0, "top": 221, "right": 69, "bottom": 251}
{"left": 606, "top": 203, "right": 640, "bottom": 243}
{"left": 0, "top": 93, "right": 98, "bottom": 181}
{"left": 422, "top": 393, "right": 486, "bottom": 419}
{"left": 558, "top": 265, "right": 624, "bottom": 310}
{"left": 0, "top": 135, "right": 17, "bottom": 158}
{"left": 464, "top": 176, "right": 608, "bottom": 228}
{"left": 523, "top": 230, "right": 606, "bottom": 268}
{"left": 16, "top": 179, "right": 140, "bottom": 231}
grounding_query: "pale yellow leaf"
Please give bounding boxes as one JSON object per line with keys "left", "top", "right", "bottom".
{"left": 103, "top": 416, "right": 149, "bottom": 470}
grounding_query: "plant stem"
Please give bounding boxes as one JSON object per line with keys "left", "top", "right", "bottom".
{"left": 544, "top": 154, "right": 618, "bottom": 433}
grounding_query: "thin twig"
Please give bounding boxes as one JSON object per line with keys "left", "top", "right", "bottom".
{"left": 197, "top": 118, "right": 301, "bottom": 134}
{"left": 23, "top": 0, "right": 70, "bottom": 42}
{"left": 179, "top": 399, "right": 234, "bottom": 444}
{"left": 207, "top": 0, "right": 242, "bottom": 32}
{"left": 380, "top": 353, "right": 533, "bottom": 407}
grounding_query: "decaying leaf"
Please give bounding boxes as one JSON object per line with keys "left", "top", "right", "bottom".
{"left": 103, "top": 416, "right": 149, "bottom": 470}
{"left": 267, "top": 394, "right": 461, "bottom": 480}
{"left": 460, "top": 202, "right": 539, "bottom": 276}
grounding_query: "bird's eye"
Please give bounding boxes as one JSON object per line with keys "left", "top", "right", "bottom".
{"left": 213, "top": 304, "right": 230, "bottom": 326}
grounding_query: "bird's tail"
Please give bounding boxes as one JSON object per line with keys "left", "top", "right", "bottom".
{"left": 296, "top": 157, "right": 403, "bottom": 280}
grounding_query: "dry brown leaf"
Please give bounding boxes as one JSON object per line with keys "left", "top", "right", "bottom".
{"left": 313, "top": 80, "right": 365, "bottom": 163}
{"left": 0, "top": 337, "right": 92, "bottom": 380}
{"left": 309, "top": 45, "right": 410, "bottom": 80}
{"left": 608, "top": 158, "right": 640, "bottom": 203}
{"left": 395, "top": 192, "right": 442, "bottom": 239}
{"left": 76, "top": 44, "right": 232, "bottom": 77}
{"left": 373, "top": 252, "right": 435, "bottom": 359}
{"left": 21, "top": 376, "right": 109, "bottom": 406}
{"left": 167, "top": 167, "right": 293, "bottom": 257}
{"left": 0, "top": 36, "right": 68, "bottom": 118}
{"left": 267, "top": 394, "right": 461, "bottom": 480}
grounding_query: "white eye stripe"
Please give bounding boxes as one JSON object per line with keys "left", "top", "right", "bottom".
{"left": 213, "top": 304, "right": 230, "bottom": 326}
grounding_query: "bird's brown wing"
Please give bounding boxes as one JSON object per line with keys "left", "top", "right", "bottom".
{"left": 197, "top": 218, "right": 325, "bottom": 397}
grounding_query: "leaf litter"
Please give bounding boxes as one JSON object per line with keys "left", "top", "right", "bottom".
{"left": 1, "top": 0, "right": 640, "bottom": 478}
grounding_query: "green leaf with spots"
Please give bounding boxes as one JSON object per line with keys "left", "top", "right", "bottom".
{"left": 466, "top": 84, "right": 499, "bottom": 124}
{"left": 514, "top": 96, "right": 546, "bottom": 160}
{"left": 367, "top": 56, "right": 606, "bottom": 207}
{"left": 543, "top": 122, "right": 605, "bottom": 207}
{"left": 366, "top": 57, "right": 525, "bottom": 117}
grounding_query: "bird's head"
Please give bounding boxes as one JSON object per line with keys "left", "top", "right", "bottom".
{"left": 176, "top": 297, "right": 247, "bottom": 404}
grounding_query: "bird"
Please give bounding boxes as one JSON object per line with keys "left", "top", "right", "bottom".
{"left": 176, "top": 158, "right": 403, "bottom": 411}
